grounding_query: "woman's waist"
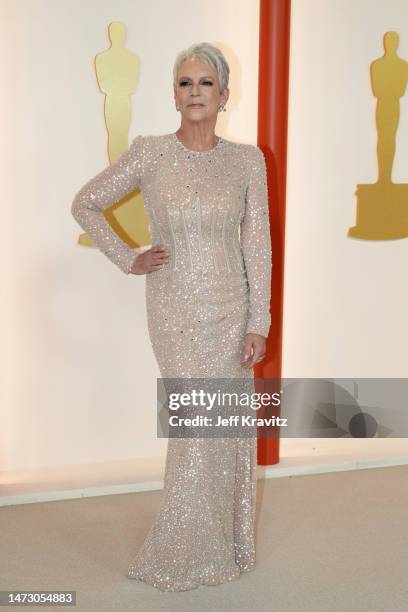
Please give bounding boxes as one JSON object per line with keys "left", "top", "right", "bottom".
{"left": 146, "top": 266, "right": 249, "bottom": 294}
{"left": 148, "top": 226, "right": 246, "bottom": 278}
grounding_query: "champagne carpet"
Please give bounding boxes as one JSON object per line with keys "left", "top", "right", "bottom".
{"left": 1, "top": 465, "right": 407, "bottom": 611}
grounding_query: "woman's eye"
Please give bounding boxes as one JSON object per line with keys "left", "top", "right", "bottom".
{"left": 178, "top": 80, "right": 213, "bottom": 87}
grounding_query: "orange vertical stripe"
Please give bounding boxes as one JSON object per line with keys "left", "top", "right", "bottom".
{"left": 256, "top": 0, "right": 291, "bottom": 465}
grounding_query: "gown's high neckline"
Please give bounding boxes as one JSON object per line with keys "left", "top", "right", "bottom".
{"left": 172, "top": 132, "right": 224, "bottom": 155}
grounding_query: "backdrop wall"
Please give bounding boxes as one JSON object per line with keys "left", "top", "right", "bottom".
{"left": 283, "top": 0, "right": 408, "bottom": 378}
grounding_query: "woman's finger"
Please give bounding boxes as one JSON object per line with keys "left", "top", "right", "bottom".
{"left": 252, "top": 347, "right": 264, "bottom": 362}
{"left": 242, "top": 344, "right": 266, "bottom": 367}
{"left": 242, "top": 345, "right": 255, "bottom": 368}
{"left": 151, "top": 244, "right": 168, "bottom": 254}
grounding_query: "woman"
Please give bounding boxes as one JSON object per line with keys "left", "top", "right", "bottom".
{"left": 71, "top": 42, "right": 272, "bottom": 592}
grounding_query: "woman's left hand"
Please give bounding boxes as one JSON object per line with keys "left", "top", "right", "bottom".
{"left": 241, "top": 333, "right": 267, "bottom": 368}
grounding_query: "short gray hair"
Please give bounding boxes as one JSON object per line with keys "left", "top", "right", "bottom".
{"left": 173, "top": 42, "right": 230, "bottom": 92}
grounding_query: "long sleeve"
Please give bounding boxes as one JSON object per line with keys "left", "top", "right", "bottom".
{"left": 240, "top": 145, "right": 272, "bottom": 337}
{"left": 71, "top": 134, "right": 145, "bottom": 274}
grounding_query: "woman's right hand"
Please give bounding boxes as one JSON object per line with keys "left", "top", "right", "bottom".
{"left": 129, "top": 244, "right": 170, "bottom": 275}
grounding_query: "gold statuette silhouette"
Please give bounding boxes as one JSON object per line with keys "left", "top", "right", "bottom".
{"left": 349, "top": 31, "right": 408, "bottom": 240}
{"left": 78, "top": 21, "right": 150, "bottom": 248}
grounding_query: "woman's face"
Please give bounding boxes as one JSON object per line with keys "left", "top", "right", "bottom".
{"left": 174, "top": 58, "right": 228, "bottom": 122}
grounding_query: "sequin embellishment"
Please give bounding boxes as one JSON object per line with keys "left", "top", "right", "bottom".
{"left": 71, "top": 131, "right": 272, "bottom": 591}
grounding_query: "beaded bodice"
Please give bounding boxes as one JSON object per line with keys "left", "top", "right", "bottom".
{"left": 71, "top": 132, "right": 272, "bottom": 337}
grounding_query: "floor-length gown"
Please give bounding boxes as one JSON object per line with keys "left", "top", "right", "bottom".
{"left": 71, "top": 131, "right": 272, "bottom": 591}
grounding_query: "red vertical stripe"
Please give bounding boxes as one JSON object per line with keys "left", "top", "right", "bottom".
{"left": 256, "top": 0, "right": 291, "bottom": 465}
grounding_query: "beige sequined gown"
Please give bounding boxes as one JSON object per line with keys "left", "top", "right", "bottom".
{"left": 71, "top": 132, "right": 272, "bottom": 591}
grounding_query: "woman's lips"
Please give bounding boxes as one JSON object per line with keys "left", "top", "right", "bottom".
{"left": 188, "top": 104, "right": 204, "bottom": 107}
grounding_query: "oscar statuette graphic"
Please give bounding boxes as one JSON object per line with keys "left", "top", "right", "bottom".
{"left": 349, "top": 31, "right": 408, "bottom": 240}
{"left": 78, "top": 21, "right": 150, "bottom": 249}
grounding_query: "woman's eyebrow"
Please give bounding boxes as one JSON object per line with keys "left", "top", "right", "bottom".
{"left": 178, "top": 76, "right": 214, "bottom": 80}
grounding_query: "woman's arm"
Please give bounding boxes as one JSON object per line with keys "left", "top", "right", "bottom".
{"left": 71, "top": 135, "right": 145, "bottom": 274}
{"left": 240, "top": 145, "right": 272, "bottom": 338}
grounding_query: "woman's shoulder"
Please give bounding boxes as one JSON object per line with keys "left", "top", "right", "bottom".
{"left": 223, "top": 140, "right": 266, "bottom": 174}
{"left": 130, "top": 133, "right": 168, "bottom": 149}
{"left": 131, "top": 132, "right": 187, "bottom": 157}
{"left": 239, "top": 141, "right": 265, "bottom": 158}
{"left": 222, "top": 138, "right": 264, "bottom": 159}
{"left": 128, "top": 134, "right": 174, "bottom": 167}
